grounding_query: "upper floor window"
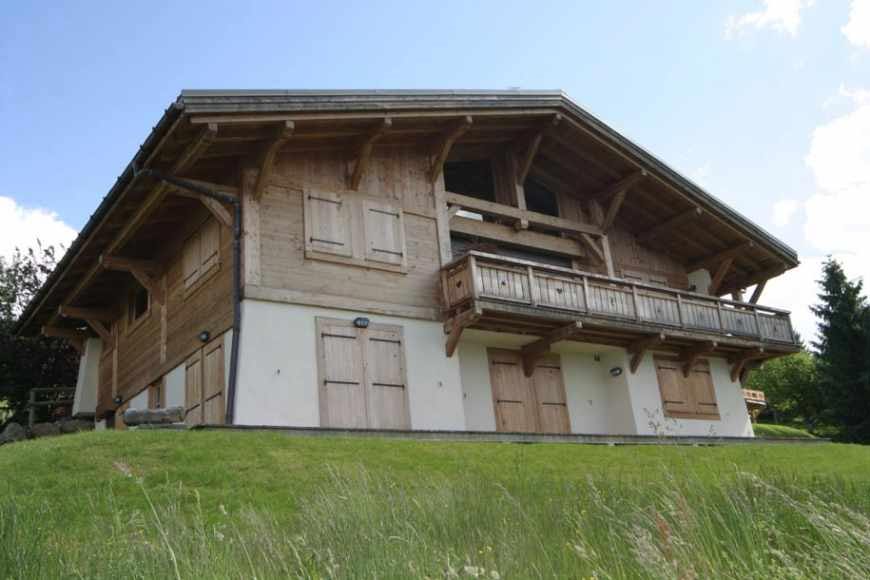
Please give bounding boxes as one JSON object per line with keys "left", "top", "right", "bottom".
{"left": 524, "top": 178, "right": 559, "bottom": 217}
{"left": 126, "top": 280, "right": 151, "bottom": 334}
{"left": 444, "top": 160, "right": 496, "bottom": 202}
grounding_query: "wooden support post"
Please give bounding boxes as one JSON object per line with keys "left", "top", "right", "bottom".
{"left": 445, "top": 305, "right": 482, "bottom": 357}
{"left": 628, "top": 332, "right": 667, "bottom": 374}
{"left": 515, "top": 113, "right": 561, "bottom": 185}
{"left": 729, "top": 347, "right": 765, "bottom": 382}
{"left": 578, "top": 233, "right": 605, "bottom": 264}
{"left": 749, "top": 280, "right": 767, "bottom": 304}
{"left": 708, "top": 257, "right": 734, "bottom": 296}
{"left": 637, "top": 207, "right": 702, "bottom": 243}
{"left": 600, "top": 187, "right": 627, "bottom": 233}
{"left": 679, "top": 340, "right": 717, "bottom": 377}
{"left": 253, "top": 120, "right": 295, "bottom": 199}
{"left": 350, "top": 117, "right": 392, "bottom": 190}
{"left": 520, "top": 321, "right": 582, "bottom": 377}
{"left": 100, "top": 255, "right": 165, "bottom": 305}
{"left": 430, "top": 116, "right": 473, "bottom": 183}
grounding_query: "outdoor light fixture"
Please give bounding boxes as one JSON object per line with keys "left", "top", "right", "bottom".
{"left": 353, "top": 317, "right": 371, "bottom": 329}
{"left": 198, "top": 330, "right": 211, "bottom": 343}
{"left": 609, "top": 366, "right": 624, "bottom": 377}
{"left": 113, "top": 395, "right": 123, "bottom": 405}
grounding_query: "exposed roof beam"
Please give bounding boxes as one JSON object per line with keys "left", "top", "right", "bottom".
{"left": 688, "top": 240, "right": 754, "bottom": 272}
{"left": 100, "top": 254, "right": 165, "bottom": 305}
{"left": 600, "top": 188, "right": 627, "bottom": 233}
{"left": 253, "top": 120, "right": 295, "bottom": 200}
{"left": 521, "top": 321, "right": 582, "bottom": 377}
{"left": 41, "top": 325, "right": 88, "bottom": 353}
{"left": 749, "top": 280, "right": 767, "bottom": 304}
{"left": 515, "top": 114, "right": 562, "bottom": 185}
{"left": 350, "top": 118, "right": 392, "bottom": 190}
{"left": 170, "top": 189, "right": 233, "bottom": 228}
{"left": 430, "top": 115, "right": 473, "bottom": 183}
{"left": 718, "top": 265, "right": 786, "bottom": 298}
{"left": 628, "top": 332, "right": 667, "bottom": 373}
{"left": 636, "top": 207, "right": 703, "bottom": 243}
{"left": 173, "top": 123, "right": 217, "bottom": 175}
{"left": 58, "top": 305, "right": 116, "bottom": 322}
{"left": 590, "top": 170, "right": 647, "bottom": 203}
{"left": 708, "top": 257, "right": 734, "bottom": 296}
{"left": 680, "top": 340, "right": 717, "bottom": 377}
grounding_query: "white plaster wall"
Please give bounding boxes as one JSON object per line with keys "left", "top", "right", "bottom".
{"left": 164, "top": 364, "right": 185, "bottom": 409}
{"left": 234, "top": 300, "right": 466, "bottom": 429}
{"left": 688, "top": 269, "right": 712, "bottom": 295}
{"left": 72, "top": 338, "right": 102, "bottom": 417}
{"left": 627, "top": 352, "right": 754, "bottom": 437}
{"left": 457, "top": 342, "right": 496, "bottom": 431}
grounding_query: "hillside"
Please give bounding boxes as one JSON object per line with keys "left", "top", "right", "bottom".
{"left": 1, "top": 430, "right": 869, "bottom": 579}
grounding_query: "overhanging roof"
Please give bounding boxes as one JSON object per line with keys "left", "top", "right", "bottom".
{"left": 15, "top": 89, "right": 798, "bottom": 336}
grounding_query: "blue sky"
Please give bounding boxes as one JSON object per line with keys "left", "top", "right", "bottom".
{"left": 2, "top": 0, "right": 869, "bottom": 340}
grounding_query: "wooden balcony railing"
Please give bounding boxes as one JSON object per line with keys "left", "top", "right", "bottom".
{"left": 743, "top": 389, "right": 767, "bottom": 405}
{"left": 442, "top": 252, "right": 797, "bottom": 346}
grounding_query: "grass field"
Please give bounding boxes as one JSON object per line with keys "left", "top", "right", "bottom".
{"left": 1, "top": 430, "right": 869, "bottom": 579}
{"left": 752, "top": 423, "right": 816, "bottom": 439}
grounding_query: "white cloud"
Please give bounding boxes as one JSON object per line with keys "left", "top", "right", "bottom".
{"left": 0, "top": 196, "right": 77, "bottom": 262}
{"left": 725, "top": 0, "right": 813, "bottom": 38}
{"left": 842, "top": 0, "right": 870, "bottom": 49}
{"left": 771, "top": 199, "right": 800, "bottom": 227}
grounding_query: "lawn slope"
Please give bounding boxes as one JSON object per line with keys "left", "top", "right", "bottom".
{"left": 1, "top": 431, "right": 869, "bottom": 579}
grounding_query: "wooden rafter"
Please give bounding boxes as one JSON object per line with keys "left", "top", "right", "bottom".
{"left": 679, "top": 340, "right": 717, "bottom": 377}
{"left": 688, "top": 240, "right": 754, "bottom": 272}
{"left": 100, "top": 255, "right": 165, "bottom": 305}
{"left": 520, "top": 321, "right": 582, "bottom": 377}
{"left": 350, "top": 118, "right": 392, "bottom": 190}
{"left": 445, "top": 305, "right": 482, "bottom": 357}
{"left": 719, "top": 265, "right": 785, "bottom": 298}
{"left": 708, "top": 257, "right": 734, "bottom": 296}
{"left": 578, "top": 233, "right": 605, "bottom": 263}
{"left": 170, "top": 189, "right": 233, "bottom": 228}
{"left": 58, "top": 305, "right": 116, "bottom": 322}
{"left": 174, "top": 123, "right": 218, "bottom": 175}
{"left": 253, "top": 120, "right": 295, "bottom": 200}
{"left": 729, "top": 347, "right": 766, "bottom": 382}
{"left": 637, "top": 207, "right": 702, "bottom": 243}
{"left": 749, "top": 280, "right": 767, "bottom": 304}
{"left": 628, "top": 332, "right": 667, "bottom": 373}
{"left": 601, "top": 187, "right": 627, "bottom": 233}
{"left": 591, "top": 170, "right": 646, "bottom": 203}
{"left": 429, "top": 115, "right": 473, "bottom": 183}
{"left": 515, "top": 113, "right": 562, "bottom": 185}
{"left": 42, "top": 325, "right": 89, "bottom": 354}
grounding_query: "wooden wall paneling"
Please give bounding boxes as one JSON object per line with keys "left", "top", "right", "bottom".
{"left": 202, "top": 338, "right": 225, "bottom": 424}
{"left": 241, "top": 166, "right": 262, "bottom": 287}
{"left": 184, "top": 350, "right": 203, "bottom": 425}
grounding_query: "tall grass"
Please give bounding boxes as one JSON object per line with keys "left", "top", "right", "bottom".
{"left": 2, "top": 465, "right": 869, "bottom": 579}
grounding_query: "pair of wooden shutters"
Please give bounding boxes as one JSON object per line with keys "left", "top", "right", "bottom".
{"left": 317, "top": 318, "right": 409, "bottom": 430}
{"left": 654, "top": 357, "right": 719, "bottom": 420}
{"left": 488, "top": 348, "right": 570, "bottom": 434}
{"left": 185, "top": 338, "right": 225, "bottom": 425}
{"left": 183, "top": 218, "right": 220, "bottom": 289}
{"left": 305, "top": 192, "right": 406, "bottom": 267}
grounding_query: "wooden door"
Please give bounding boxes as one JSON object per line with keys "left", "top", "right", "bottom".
{"left": 531, "top": 355, "right": 570, "bottom": 434}
{"left": 488, "top": 348, "right": 570, "bottom": 434}
{"left": 202, "top": 340, "right": 225, "bottom": 425}
{"left": 184, "top": 352, "right": 203, "bottom": 426}
{"left": 364, "top": 327, "right": 409, "bottom": 429}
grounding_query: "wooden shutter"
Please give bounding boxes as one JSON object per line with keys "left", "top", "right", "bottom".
{"left": 363, "top": 200, "right": 405, "bottom": 266}
{"left": 488, "top": 349, "right": 538, "bottom": 433}
{"left": 688, "top": 360, "right": 719, "bottom": 419}
{"left": 182, "top": 232, "right": 201, "bottom": 288}
{"left": 184, "top": 352, "right": 203, "bottom": 425}
{"left": 148, "top": 381, "right": 164, "bottom": 409}
{"left": 200, "top": 219, "right": 220, "bottom": 272}
{"left": 305, "top": 192, "right": 352, "bottom": 257}
{"left": 364, "top": 327, "right": 409, "bottom": 429}
{"left": 531, "top": 356, "right": 570, "bottom": 434}
{"left": 202, "top": 340, "right": 225, "bottom": 425}
{"left": 318, "top": 321, "right": 367, "bottom": 428}
{"left": 654, "top": 357, "right": 693, "bottom": 417}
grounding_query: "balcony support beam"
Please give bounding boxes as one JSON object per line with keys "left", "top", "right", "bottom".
{"left": 708, "top": 257, "right": 734, "bottom": 296}
{"left": 679, "top": 340, "right": 717, "bottom": 377}
{"left": 445, "top": 304, "right": 482, "bottom": 358}
{"left": 628, "top": 332, "right": 667, "bottom": 374}
{"left": 749, "top": 280, "right": 766, "bottom": 304}
{"left": 430, "top": 116, "right": 473, "bottom": 183}
{"left": 729, "top": 347, "right": 766, "bottom": 382}
{"left": 349, "top": 118, "right": 391, "bottom": 190}
{"left": 253, "top": 121, "right": 295, "bottom": 200}
{"left": 521, "top": 321, "right": 583, "bottom": 377}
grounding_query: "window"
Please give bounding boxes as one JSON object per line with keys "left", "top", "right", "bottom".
{"left": 183, "top": 218, "right": 220, "bottom": 291}
{"left": 303, "top": 192, "right": 406, "bottom": 271}
{"left": 524, "top": 178, "right": 559, "bottom": 217}
{"left": 654, "top": 357, "right": 720, "bottom": 420}
{"left": 443, "top": 160, "right": 496, "bottom": 201}
{"left": 128, "top": 282, "right": 150, "bottom": 323}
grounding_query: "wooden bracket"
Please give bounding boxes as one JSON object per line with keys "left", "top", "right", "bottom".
{"left": 515, "top": 113, "right": 562, "bottom": 185}
{"left": 520, "top": 321, "right": 582, "bottom": 377}
{"left": 708, "top": 257, "right": 734, "bottom": 296}
{"left": 445, "top": 305, "right": 482, "bottom": 357}
{"left": 83, "top": 319, "right": 111, "bottom": 344}
{"left": 679, "top": 340, "right": 717, "bottom": 377}
{"left": 628, "top": 332, "right": 667, "bottom": 373}
{"left": 729, "top": 347, "right": 765, "bottom": 382}
{"left": 430, "top": 116, "right": 473, "bottom": 183}
{"left": 57, "top": 305, "right": 116, "bottom": 322}
{"left": 253, "top": 120, "right": 295, "bottom": 200}
{"left": 170, "top": 189, "right": 234, "bottom": 228}
{"left": 578, "top": 233, "right": 605, "bottom": 264}
{"left": 749, "top": 280, "right": 766, "bottom": 304}
{"left": 688, "top": 240, "right": 754, "bottom": 273}
{"left": 592, "top": 170, "right": 646, "bottom": 203}
{"left": 173, "top": 123, "right": 218, "bottom": 175}
{"left": 350, "top": 118, "right": 392, "bottom": 190}
{"left": 100, "top": 254, "right": 165, "bottom": 305}
{"left": 42, "top": 325, "right": 90, "bottom": 354}
{"left": 637, "top": 207, "right": 702, "bottom": 243}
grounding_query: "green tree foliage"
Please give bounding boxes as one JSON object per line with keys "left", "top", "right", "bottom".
{"left": 811, "top": 258, "right": 870, "bottom": 443}
{"left": 748, "top": 351, "right": 821, "bottom": 429}
{"left": 0, "top": 246, "right": 79, "bottom": 425}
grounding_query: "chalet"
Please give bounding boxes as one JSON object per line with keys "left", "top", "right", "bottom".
{"left": 15, "top": 90, "right": 799, "bottom": 437}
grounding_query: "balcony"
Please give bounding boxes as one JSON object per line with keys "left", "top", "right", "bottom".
{"left": 441, "top": 252, "right": 799, "bottom": 367}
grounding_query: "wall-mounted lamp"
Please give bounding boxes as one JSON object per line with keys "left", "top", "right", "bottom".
{"left": 113, "top": 395, "right": 123, "bottom": 405}
{"left": 198, "top": 330, "right": 211, "bottom": 343}
{"left": 353, "top": 317, "right": 371, "bottom": 329}
{"left": 609, "top": 366, "right": 624, "bottom": 377}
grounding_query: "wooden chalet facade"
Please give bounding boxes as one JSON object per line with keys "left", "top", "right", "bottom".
{"left": 16, "top": 90, "right": 800, "bottom": 436}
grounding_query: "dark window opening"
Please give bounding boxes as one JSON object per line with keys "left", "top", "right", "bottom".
{"left": 444, "top": 160, "right": 496, "bottom": 202}
{"left": 524, "top": 178, "right": 559, "bottom": 217}
{"left": 450, "top": 234, "right": 573, "bottom": 268}
{"left": 129, "top": 283, "right": 150, "bottom": 323}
